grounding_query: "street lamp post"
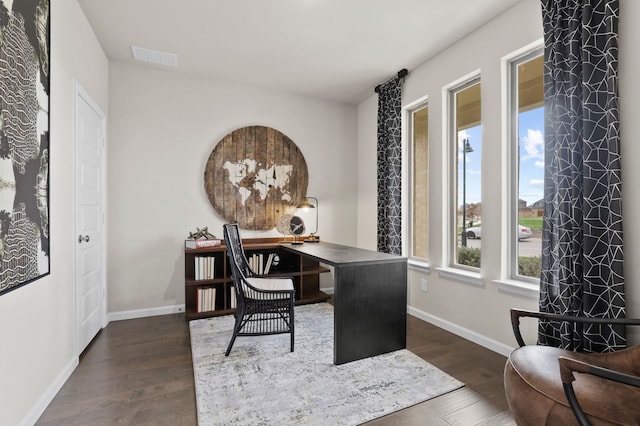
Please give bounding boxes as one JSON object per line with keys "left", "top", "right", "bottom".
{"left": 461, "top": 138, "right": 474, "bottom": 247}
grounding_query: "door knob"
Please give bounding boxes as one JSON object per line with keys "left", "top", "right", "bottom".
{"left": 78, "top": 235, "right": 90, "bottom": 243}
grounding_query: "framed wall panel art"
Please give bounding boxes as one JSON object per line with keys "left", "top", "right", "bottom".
{"left": 0, "top": 0, "right": 50, "bottom": 296}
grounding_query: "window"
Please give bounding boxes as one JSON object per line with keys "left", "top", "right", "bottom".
{"left": 449, "top": 77, "right": 482, "bottom": 269}
{"left": 508, "top": 45, "right": 544, "bottom": 281}
{"left": 410, "top": 102, "right": 429, "bottom": 261}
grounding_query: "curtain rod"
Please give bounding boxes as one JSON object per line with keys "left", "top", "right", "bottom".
{"left": 374, "top": 68, "right": 409, "bottom": 93}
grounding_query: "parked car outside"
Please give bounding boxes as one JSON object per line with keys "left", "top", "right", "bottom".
{"left": 465, "top": 224, "right": 532, "bottom": 241}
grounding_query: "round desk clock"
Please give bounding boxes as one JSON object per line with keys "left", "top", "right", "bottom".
{"left": 289, "top": 216, "right": 305, "bottom": 236}
{"left": 276, "top": 214, "right": 293, "bottom": 236}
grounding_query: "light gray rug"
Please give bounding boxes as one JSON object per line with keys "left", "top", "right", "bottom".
{"left": 189, "top": 303, "right": 464, "bottom": 425}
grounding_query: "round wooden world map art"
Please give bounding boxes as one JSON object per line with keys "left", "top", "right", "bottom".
{"left": 204, "top": 126, "right": 309, "bottom": 230}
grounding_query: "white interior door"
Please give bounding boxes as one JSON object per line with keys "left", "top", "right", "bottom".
{"left": 74, "top": 82, "right": 106, "bottom": 354}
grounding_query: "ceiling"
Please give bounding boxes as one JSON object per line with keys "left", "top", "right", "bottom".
{"left": 78, "top": 0, "right": 523, "bottom": 105}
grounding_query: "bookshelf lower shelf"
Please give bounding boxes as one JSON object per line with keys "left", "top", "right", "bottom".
{"left": 185, "top": 291, "right": 330, "bottom": 320}
{"left": 184, "top": 238, "right": 331, "bottom": 320}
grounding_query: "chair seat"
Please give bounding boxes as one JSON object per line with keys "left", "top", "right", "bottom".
{"left": 245, "top": 277, "right": 294, "bottom": 299}
{"left": 505, "top": 345, "right": 640, "bottom": 425}
{"left": 246, "top": 277, "right": 294, "bottom": 291}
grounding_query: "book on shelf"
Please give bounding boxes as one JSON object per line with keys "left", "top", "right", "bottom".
{"left": 185, "top": 238, "right": 221, "bottom": 249}
{"left": 264, "top": 253, "right": 275, "bottom": 274}
{"left": 248, "top": 252, "right": 276, "bottom": 275}
{"left": 196, "top": 287, "right": 217, "bottom": 313}
{"left": 249, "top": 253, "right": 260, "bottom": 274}
{"left": 194, "top": 256, "right": 215, "bottom": 280}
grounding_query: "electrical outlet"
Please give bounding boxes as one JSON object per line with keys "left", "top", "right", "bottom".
{"left": 420, "top": 279, "right": 428, "bottom": 292}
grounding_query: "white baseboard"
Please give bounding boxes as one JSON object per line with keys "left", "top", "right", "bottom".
{"left": 107, "top": 304, "right": 185, "bottom": 322}
{"left": 407, "top": 305, "right": 515, "bottom": 357}
{"left": 20, "top": 356, "right": 78, "bottom": 426}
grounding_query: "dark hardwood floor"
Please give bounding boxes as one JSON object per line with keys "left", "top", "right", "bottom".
{"left": 37, "top": 310, "right": 515, "bottom": 425}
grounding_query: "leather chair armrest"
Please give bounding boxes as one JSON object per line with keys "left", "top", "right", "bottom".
{"left": 509, "top": 309, "right": 640, "bottom": 347}
{"left": 558, "top": 356, "right": 640, "bottom": 388}
{"left": 558, "top": 356, "right": 640, "bottom": 426}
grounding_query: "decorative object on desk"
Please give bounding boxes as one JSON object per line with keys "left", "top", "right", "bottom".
{"left": 0, "top": 0, "right": 51, "bottom": 296}
{"left": 190, "top": 303, "right": 464, "bottom": 425}
{"left": 204, "top": 126, "right": 309, "bottom": 231}
{"left": 289, "top": 215, "right": 305, "bottom": 245}
{"left": 276, "top": 214, "right": 293, "bottom": 242}
{"left": 188, "top": 226, "right": 216, "bottom": 240}
{"left": 297, "top": 196, "right": 319, "bottom": 242}
{"left": 185, "top": 226, "right": 221, "bottom": 249}
{"left": 269, "top": 253, "right": 280, "bottom": 269}
{"left": 185, "top": 239, "right": 221, "bottom": 249}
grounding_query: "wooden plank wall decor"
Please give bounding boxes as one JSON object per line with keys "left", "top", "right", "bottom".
{"left": 204, "top": 126, "right": 308, "bottom": 230}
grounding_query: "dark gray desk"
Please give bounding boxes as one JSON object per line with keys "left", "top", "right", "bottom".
{"left": 282, "top": 242, "right": 407, "bottom": 365}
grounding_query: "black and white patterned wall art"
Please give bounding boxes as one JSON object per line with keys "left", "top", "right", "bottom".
{"left": 0, "top": 0, "right": 50, "bottom": 296}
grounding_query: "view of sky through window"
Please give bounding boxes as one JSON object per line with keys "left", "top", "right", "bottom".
{"left": 456, "top": 107, "right": 544, "bottom": 209}
{"left": 518, "top": 106, "right": 544, "bottom": 206}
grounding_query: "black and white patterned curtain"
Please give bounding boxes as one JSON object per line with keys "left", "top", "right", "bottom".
{"left": 377, "top": 78, "right": 403, "bottom": 255}
{"left": 539, "top": 0, "right": 625, "bottom": 352}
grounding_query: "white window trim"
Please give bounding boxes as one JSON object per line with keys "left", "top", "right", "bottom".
{"left": 493, "top": 279, "right": 539, "bottom": 299}
{"left": 442, "top": 69, "right": 482, "bottom": 271}
{"left": 436, "top": 266, "right": 485, "bottom": 287}
{"left": 500, "top": 38, "right": 544, "bottom": 293}
{"left": 408, "top": 258, "right": 431, "bottom": 273}
{"left": 402, "top": 94, "right": 430, "bottom": 263}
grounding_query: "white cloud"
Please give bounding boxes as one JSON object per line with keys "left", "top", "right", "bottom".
{"left": 530, "top": 178, "right": 544, "bottom": 188}
{"left": 522, "top": 129, "right": 544, "bottom": 162}
{"left": 534, "top": 160, "right": 544, "bottom": 168}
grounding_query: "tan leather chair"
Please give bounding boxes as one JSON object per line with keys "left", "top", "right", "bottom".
{"left": 504, "top": 309, "right": 640, "bottom": 425}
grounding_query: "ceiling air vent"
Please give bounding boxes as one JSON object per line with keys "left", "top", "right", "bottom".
{"left": 131, "top": 46, "right": 178, "bottom": 67}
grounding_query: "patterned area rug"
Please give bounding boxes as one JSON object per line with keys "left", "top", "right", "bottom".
{"left": 189, "top": 303, "right": 464, "bottom": 425}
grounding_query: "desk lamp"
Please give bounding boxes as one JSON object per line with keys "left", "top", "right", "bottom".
{"left": 297, "top": 197, "right": 319, "bottom": 242}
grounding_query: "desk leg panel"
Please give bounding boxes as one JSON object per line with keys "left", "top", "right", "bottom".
{"left": 334, "top": 260, "right": 407, "bottom": 365}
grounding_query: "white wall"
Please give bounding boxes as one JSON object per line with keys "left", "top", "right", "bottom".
{"left": 0, "top": 1, "right": 109, "bottom": 425}
{"left": 356, "top": 95, "right": 379, "bottom": 251}
{"left": 107, "top": 62, "right": 357, "bottom": 315}
{"left": 357, "top": 0, "right": 640, "bottom": 353}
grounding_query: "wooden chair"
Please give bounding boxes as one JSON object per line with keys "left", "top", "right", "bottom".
{"left": 504, "top": 309, "right": 640, "bottom": 425}
{"left": 222, "top": 223, "right": 295, "bottom": 356}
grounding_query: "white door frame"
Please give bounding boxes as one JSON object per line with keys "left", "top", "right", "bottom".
{"left": 73, "top": 80, "right": 108, "bottom": 356}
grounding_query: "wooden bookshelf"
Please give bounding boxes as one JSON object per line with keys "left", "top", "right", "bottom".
{"left": 184, "top": 237, "right": 330, "bottom": 320}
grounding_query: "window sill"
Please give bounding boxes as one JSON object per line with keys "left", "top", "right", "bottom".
{"left": 436, "top": 267, "right": 484, "bottom": 287}
{"left": 493, "top": 279, "right": 539, "bottom": 299}
{"left": 408, "top": 259, "right": 431, "bottom": 273}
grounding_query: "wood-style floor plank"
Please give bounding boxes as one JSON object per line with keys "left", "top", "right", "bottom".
{"left": 37, "top": 314, "right": 197, "bottom": 426}
{"left": 37, "top": 311, "right": 514, "bottom": 425}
